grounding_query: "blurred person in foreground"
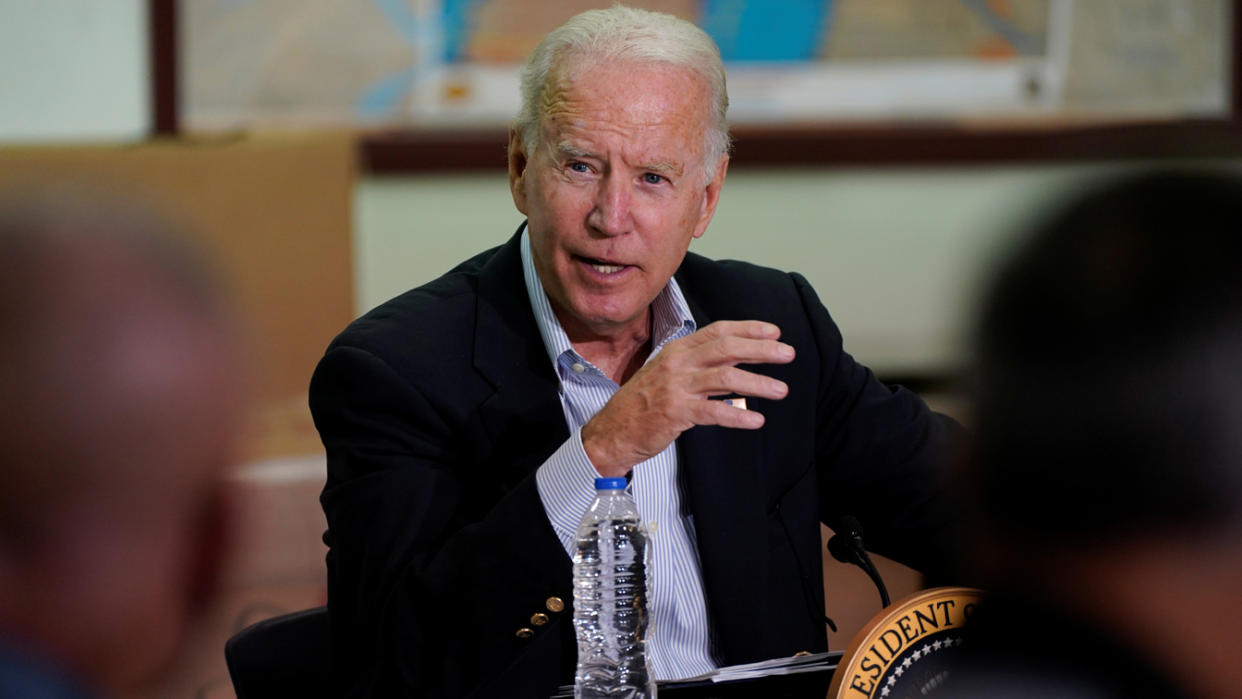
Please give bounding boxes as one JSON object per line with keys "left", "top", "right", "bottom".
{"left": 939, "top": 170, "right": 1242, "bottom": 699}
{"left": 310, "top": 5, "right": 964, "bottom": 697}
{"left": 0, "top": 193, "right": 245, "bottom": 698}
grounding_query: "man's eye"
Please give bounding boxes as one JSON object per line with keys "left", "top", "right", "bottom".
{"left": 568, "top": 161, "right": 590, "bottom": 173}
{"left": 642, "top": 173, "right": 666, "bottom": 185}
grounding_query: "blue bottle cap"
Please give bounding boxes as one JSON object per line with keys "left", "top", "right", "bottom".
{"left": 594, "top": 477, "right": 627, "bottom": 490}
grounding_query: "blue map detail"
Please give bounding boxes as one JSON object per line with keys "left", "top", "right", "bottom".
{"left": 358, "top": 0, "right": 421, "bottom": 119}
{"left": 358, "top": 0, "right": 484, "bottom": 118}
{"left": 357, "top": 67, "right": 421, "bottom": 119}
{"left": 442, "top": 0, "right": 482, "bottom": 62}
{"left": 700, "top": 0, "right": 835, "bottom": 62}
{"left": 371, "top": 0, "right": 421, "bottom": 45}
{"left": 959, "top": 0, "right": 1042, "bottom": 54}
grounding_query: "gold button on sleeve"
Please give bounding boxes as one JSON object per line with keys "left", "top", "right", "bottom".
{"left": 515, "top": 628, "right": 534, "bottom": 639}
{"left": 546, "top": 597, "right": 565, "bottom": 613}
{"left": 530, "top": 613, "right": 549, "bottom": 626}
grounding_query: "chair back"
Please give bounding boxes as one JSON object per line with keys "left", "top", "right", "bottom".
{"left": 225, "top": 606, "right": 333, "bottom": 699}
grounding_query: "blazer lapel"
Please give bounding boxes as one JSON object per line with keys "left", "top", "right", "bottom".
{"left": 676, "top": 274, "right": 768, "bottom": 664}
{"left": 473, "top": 225, "right": 568, "bottom": 482}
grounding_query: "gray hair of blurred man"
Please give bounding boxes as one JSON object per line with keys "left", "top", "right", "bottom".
{"left": 515, "top": 4, "right": 731, "bottom": 184}
{"left": 0, "top": 190, "right": 245, "bottom": 694}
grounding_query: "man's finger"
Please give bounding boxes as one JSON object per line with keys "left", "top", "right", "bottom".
{"left": 679, "top": 320, "right": 782, "bottom": 349}
{"left": 687, "top": 365, "right": 789, "bottom": 400}
{"left": 695, "top": 334, "right": 795, "bottom": 367}
{"left": 688, "top": 397, "right": 767, "bottom": 430}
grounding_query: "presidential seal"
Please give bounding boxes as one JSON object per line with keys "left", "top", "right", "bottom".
{"left": 828, "top": 587, "right": 985, "bottom": 699}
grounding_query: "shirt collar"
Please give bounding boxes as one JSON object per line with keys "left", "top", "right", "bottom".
{"left": 520, "top": 226, "right": 697, "bottom": 377}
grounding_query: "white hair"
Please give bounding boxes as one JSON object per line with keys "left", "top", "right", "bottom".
{"left": 515, "top": 5, "right": 730, "bottom": 183}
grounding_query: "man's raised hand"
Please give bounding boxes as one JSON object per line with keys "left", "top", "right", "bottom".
{"left": 581, "top": 320, "right": 794, "bottom": 477}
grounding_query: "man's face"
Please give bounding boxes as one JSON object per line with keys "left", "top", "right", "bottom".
{"left": 509, "top": 59, "right": 728, "bottom": 342}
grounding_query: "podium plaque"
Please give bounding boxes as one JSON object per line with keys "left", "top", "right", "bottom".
{"left": 828, "top": 587, "right": 984, "bottom": 699}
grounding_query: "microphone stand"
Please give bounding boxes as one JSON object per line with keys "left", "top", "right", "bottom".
{"left": 827, "top": 515, "right": 891, "bottom": 608}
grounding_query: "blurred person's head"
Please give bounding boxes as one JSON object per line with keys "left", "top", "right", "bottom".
{"left": 0, "top": 191, "right": 245, "bottom": 694}
{"left": 964, "top": 168, "right": 1242, "bottom": 696}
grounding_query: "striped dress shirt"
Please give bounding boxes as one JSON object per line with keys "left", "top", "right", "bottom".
{"left": 523, "top": 231, "right": 719, "bottom": 680}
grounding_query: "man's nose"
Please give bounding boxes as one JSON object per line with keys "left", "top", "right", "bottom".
{"left": 588, "top": 174, "right": 630, "bottom": 236}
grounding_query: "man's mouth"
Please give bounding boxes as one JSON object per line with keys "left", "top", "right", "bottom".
{"left": 576, "top": 255, "right": 629, "bottom": 275}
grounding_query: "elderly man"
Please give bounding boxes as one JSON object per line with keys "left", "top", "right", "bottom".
{"left": 311, "top": 6, "right": 962, "bottom": 698}
{"left": 0, "top": 193, "right": 243, "bottom": 697}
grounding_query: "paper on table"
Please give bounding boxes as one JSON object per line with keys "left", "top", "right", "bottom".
{"left": 668, "top": 651, "right": 841, "bottom": 684}
{"left": 551, "top": 651, "right": 841, "bottom": 697}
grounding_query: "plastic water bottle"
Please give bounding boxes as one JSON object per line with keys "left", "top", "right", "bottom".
{"left": 572, "top": 477, "right": 655, "bottom": 698}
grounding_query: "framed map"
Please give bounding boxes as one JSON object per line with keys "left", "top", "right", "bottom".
{"left": 179, "top": 0, "right": 1230, "bottom": 130}
{"left": 155, "top": 0, "right": 1239, "bottom": 168}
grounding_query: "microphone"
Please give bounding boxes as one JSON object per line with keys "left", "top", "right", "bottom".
{"left": 827, "top": 515, "right": 891, "bottom": 608}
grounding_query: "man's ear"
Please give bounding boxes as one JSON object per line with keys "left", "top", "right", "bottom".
{"left": 692, "top": 154, "right": 729, "bottom": 239}
{"left": 508, "top": 128, "right": 529, "bottom": 215}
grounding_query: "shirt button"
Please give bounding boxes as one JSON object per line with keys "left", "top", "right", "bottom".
{"left": 648, "top": 521, "right": 658, "bottom": 534}
{"left": 571, "top": 362, "right": 586, "bottom": 374}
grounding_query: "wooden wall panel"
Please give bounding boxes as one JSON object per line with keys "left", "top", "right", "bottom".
{"left": 0, "top": 132, "right": 356, "bottom": 459}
